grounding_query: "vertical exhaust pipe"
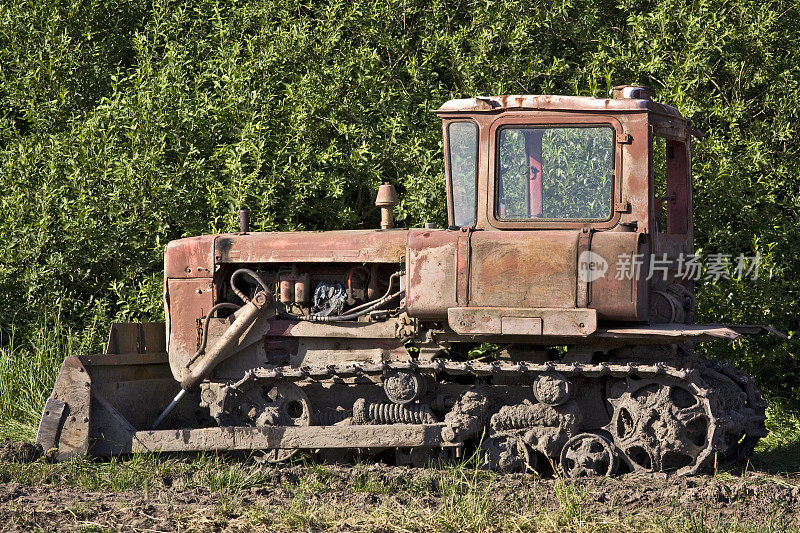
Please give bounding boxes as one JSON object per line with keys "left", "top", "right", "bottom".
{"left": 239, "top": 208, "right": 250, "bottom": 233}
{"left": 375, "top": 184, "right": 399, "bottom": 229}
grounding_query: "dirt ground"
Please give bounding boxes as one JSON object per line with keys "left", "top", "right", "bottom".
{"left": 1, "top": 444, "right": 799, "bottom": 532}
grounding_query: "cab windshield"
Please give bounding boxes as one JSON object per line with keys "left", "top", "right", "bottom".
{"left": 496, "top": 126, "right": 614, "bottom": 220}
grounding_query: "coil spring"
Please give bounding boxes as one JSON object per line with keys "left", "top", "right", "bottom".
{"left": 317, "top": 408, "right": 351, "bottom": 426}
{"left": 491, "top": 408, "right": 540, "bottom": 430}
{"left": 368, "top": 402, "right": 437, "bottom": 424}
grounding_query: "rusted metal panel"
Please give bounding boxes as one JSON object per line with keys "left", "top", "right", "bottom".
{"left": 727, "top": 325, "right": 785, "bottom": 338}
{"left": 131, "top": 424, "right": 453, "bottom": 453}
{"left": 437, "top": 95, "right": 683, "bottom": 119}
{"left": 456, "top": 230, "right": 471, "bottom": 304}
{"left": 469, "top": 231, "right": 579, "bottom": 309}
{"left": 291, "top": 338, "right": 408, "bottom": 367}
{"left": 164, "top": 235, "right": 216, "bottom": 278}
{"left": 84, "top": 352, "right": 169, "bottom": 367}
{"left": 262, "top": 318, "right": 404, "bottom": 338}
{"left": 71, "top": 351, "right": 180, "bottom": 433}
{"left": 623, "top": 114, "right": 652, "bottom": 235}
{"left": 88, "top": 390, "right": 140, "bottom": 456}
{"left": 576, "top": 231, "right": 591, "bottom": 308}
{"left": 448, "top": 307, "right": 596, "bottom": 336}
{"left": 500, "top": 317, "right": 543, "bottom": 335}
{"left": 588, "top": 231, "right": 649, "bottom": 322}
{"left": 35, "top": 356, "right": 91, "bottom": 460}
{"left": 595, "top": 324, "right": 786, "bottom": 342}
{"left": 665, "top": 138, "right": 690, "bottom": 236}
{"left": 105, "top": 323, "right": 138, "bottom": 354}
{"left": 166, "top": 278, "right": 213, "bottom": 381}
{"left": 406, "top": 229, "right": 459, "bottom": 318}
{"left": 35, "top": 398, "right": 66, "bottom": 453}
{"left": 215, "top": 230, "right": 407, "bottom": 264}
{"left": 106, "top": 322, "right": 166, "bottom": 355}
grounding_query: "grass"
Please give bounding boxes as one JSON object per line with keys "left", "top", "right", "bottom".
{"left": 0, "top": 447, "right": 798, "bottom": 531}
{"left": 749, "top": 409, "right": 800, "bottom": 475}
{"left": 0, "top": 315, "right": 104, "bottom": 442}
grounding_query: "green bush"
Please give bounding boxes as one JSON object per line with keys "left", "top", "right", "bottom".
{"left": 0, "top": 0, "right": 798, "bottom": 415}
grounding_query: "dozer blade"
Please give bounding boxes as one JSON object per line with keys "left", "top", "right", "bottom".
{"left": 36, "top": 322, "right": 192, "bottom": 460}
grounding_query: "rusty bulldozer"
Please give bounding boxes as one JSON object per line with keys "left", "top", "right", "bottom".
{"left": 37, "top": 86, "right": 781, "bottom": 477}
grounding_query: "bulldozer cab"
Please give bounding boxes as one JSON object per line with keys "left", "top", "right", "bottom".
{"left": 438, "top": 87, "right": 693, "bottom": 249}
{"left": 419, "top": 87, "right": 695, "bottom": 329}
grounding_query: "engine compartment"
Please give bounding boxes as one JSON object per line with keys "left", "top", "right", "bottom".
{"left": 215, "top": 262, "right": 406, "bottom": 322}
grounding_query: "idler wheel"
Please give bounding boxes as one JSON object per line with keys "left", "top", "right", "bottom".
{"left": 559, "top": 432, "right": 619, "bottom": 478}
{"left": 533, "top": 372, "right": 573, "bottom": 406}
{"left": 480, "top": 436, "right": 532, "bottom": 473}
{"left": 383, "top": 369, "right": 426, "bottom": 404}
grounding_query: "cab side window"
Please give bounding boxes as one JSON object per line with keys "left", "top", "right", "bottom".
{"left": 496, "top": 126, "right": 614, "bottom": 220}
{"left": 447, "top": 122, "right": 478, "bottom": 227}
{"left": 653, "top": 137, "right": 689, "bottom": 234}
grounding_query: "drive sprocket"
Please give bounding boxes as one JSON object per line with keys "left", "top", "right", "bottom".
{"left": 607, "top": 377, "right": 714, "bottom": 474}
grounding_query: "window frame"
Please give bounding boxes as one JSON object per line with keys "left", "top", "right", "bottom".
{"left": 444, "top": 119, "right": 480, "bottom": 228}
{"left": 487, "top": 114, "right": 625, "bottom": 230}
{"left": 650, "top": 132, "right": 690, "bottom": 236}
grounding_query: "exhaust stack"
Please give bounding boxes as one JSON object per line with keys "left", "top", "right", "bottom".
{"left": 375, "top": 183, "right": 399, "bottom": 229}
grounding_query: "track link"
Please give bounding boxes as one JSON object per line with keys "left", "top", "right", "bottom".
{"left": 211, "top": 357, "right": 766, "bottom": 476}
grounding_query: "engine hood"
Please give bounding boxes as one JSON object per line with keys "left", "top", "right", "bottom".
{"left": 214, "top": 229, "right": 408, "bottom": 264}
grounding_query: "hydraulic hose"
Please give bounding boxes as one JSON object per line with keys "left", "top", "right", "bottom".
{"left": 188, "top": 302, "right": 242, "bottom": 367}
{"left": 290, "top": 290, "right": 403, "bottom": 322}
{"left": 343, "top": 271, "right": 402, "bottom": 314}
{"left": 230, "top": 268, "right": 270, "bottom": 303}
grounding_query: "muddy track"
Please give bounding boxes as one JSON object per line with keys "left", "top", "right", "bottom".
{"left": 1, "top": 461, "right": 799, "bottom": 532}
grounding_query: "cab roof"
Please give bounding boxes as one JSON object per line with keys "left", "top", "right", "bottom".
{"left": 436, "top": 94, "right": 683, "bottom": 119}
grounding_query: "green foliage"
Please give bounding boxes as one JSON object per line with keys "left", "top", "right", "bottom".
{"left": 0, "top": 0, "right": 799, "bottom": 413}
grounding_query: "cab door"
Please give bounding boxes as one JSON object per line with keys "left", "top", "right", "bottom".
{"left": 469, "top": 114, "right": 624, "bottom": 310}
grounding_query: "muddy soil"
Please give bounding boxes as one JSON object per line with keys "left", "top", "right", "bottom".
{"left": 1, "top": 460, "right": 799, "bottom": 532}
{"left": 0, "top": 441, "right": 42, "bottom": 463}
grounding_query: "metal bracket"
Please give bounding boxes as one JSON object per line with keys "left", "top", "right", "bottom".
{"left": 614, "top": 201, "right": 631, "bottom": 213}
{"left": 35, "top": 398, "right": 67, "bottom": 453}
{"left": 616, "top": 133, "right": 633, "bottom": 144}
